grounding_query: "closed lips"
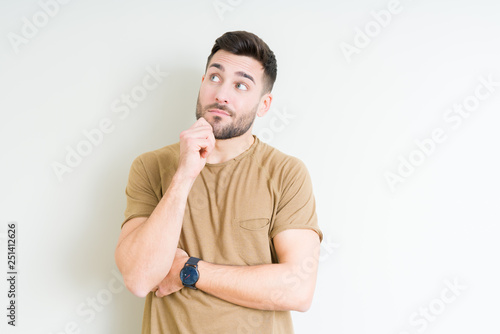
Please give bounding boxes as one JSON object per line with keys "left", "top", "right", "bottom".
{"left": 209, "top": 109, "right": 230, "bottom": 116}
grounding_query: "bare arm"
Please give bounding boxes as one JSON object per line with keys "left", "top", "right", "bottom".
{"left": 156, "top": 229, "right": 321, "bottom": 312}
{"left": 114, "top": 118, "right": 215, "bottom": 297}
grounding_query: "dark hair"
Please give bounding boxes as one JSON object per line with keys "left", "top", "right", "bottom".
{"left": 206, "top": 31, "right": 277, "bottom": 94}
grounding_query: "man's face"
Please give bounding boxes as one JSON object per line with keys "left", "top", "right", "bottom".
{"left": 196, "top": 50, "right": 271, "bottom": 140}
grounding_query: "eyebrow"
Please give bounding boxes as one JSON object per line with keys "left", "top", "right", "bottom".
{"left": 209, "top": 63, "right": 255, "bottom": 84}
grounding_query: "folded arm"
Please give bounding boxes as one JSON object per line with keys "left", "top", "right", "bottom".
{"left": 156, "top": 228, "right": 321, "bottom": 312}
{"left": 114, "top": 173, "right": 194, "bottom": 297}
{"left": 115, "top": 118, "right": 215, "bottom": 297}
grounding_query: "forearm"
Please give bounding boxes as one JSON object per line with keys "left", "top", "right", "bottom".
{"left": 115, "top": 172, "right": 194, "bottom": 297}
{"left": 196, "top": 261, "right": 315, "bottom": 312}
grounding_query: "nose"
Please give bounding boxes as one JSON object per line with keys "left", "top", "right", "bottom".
{"left": 214, "top": 84, "right": 230, "bottom": 104}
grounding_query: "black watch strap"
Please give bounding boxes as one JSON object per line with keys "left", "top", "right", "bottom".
{"left": 186, "top": 257, "right": 201, "bottom": 267}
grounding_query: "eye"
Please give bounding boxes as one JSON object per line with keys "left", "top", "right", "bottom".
{"left": 236, "top": 83, "right": 248, "bottom": 91}
{"left": 210, "top": 75, "right": 220, "bottom": 82}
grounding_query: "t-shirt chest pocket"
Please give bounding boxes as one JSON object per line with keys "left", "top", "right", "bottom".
{"left": 238, "top": 218, "right": 270, "bottom": 230}
{"left": 230, "top": 187, "right": 275, "bottom": 266}
{"left": 202, "top": 162, "right": 276, "bottom": 265}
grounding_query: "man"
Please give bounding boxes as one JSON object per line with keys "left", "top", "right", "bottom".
{"left": 115, "top": 31, "right": 322, "bottom": 333}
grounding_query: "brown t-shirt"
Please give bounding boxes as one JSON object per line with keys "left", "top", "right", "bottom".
{"left": 122, "top": 135, "right": 322, "bottom": 334}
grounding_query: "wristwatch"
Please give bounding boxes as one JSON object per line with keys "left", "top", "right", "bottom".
{"left": 180, "top": 257, "right": 201, "bottom": 289}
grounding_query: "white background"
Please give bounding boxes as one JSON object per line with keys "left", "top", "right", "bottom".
{"left": 1, "top": 0, "right": 500, "bottom": 333}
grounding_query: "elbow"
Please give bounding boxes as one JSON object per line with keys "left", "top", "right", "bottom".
{"left": 115, "top": 254, "right": 153, "bottom": 298}
{"left": 285, "top": 286, "right": 315, "bottom": 312}
{"left": 273, "top": 277, "right": 316, "bottom": 312}
{"left": 127, "top": 284, "right": 150, "bottom": 299}
{"left": 119, "top": 264, "right": 170, "bottom": 298}
{"left": 123, "top": 274, "right": 152, "bottom": 298}
{"left": 273, "top": 291, "right": 313, "bottom": 312}
{"left": 293, "top": 293, "right": 313, "bottom": 312}
{"left": 115, "top": 256, "right": 153, "bottom": 298}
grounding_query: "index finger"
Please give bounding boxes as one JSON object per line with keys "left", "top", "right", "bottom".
{"left": 192, "top": 117, "right": 212, "bottom": 129}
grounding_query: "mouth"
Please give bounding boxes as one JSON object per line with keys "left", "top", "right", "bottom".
{"left": 208, "top": 109, "right": 231, "bottom": 116}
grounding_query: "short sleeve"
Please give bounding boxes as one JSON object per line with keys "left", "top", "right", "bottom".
{"left": 121, "top": 155, "right": 161, "bottom": 228}
{"left": 270, "top": 157, "right": 323, "bottom": 242}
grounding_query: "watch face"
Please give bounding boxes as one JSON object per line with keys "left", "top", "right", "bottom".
{"left": 180, "top": 266, "right": 199, "bottom": 286}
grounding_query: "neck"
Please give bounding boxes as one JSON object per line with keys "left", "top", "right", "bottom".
{"left": 206, "top": 132, "right": 255, "bottom": 164}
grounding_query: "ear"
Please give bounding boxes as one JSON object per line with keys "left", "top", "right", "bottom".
{"left": 257, "top": 93, "right": 273, "bottom": 117}
{"left": 201, "top": 74, "right": 205, "bottom": 83}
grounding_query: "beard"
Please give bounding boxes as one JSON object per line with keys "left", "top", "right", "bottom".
{"left": 195, "top": 97, "right": 258, "bottom": 140}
